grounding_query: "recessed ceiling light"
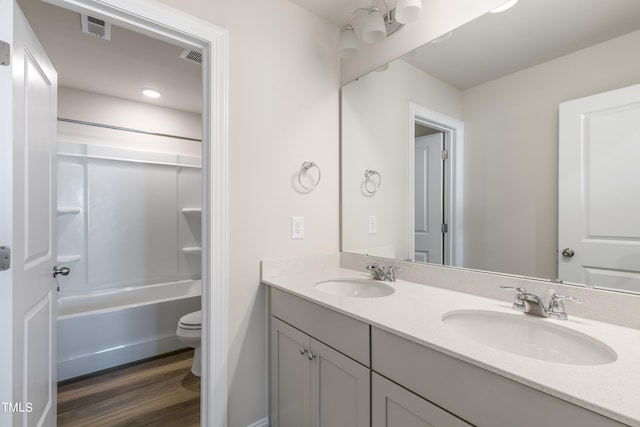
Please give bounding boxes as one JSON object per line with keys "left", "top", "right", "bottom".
{"left": 141, "top": 88, "right": 161, "bottom": 98}
{"left": 490, "top": 0, "right": 519, "bottom": 13}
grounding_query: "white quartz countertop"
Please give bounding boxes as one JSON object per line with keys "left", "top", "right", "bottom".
{"left": 262, "top": 266, "right": 640, "bottom": 426}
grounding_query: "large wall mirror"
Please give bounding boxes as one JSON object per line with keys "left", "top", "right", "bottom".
{"left": 341, "top": 0, "right": 640, "bottom": 294}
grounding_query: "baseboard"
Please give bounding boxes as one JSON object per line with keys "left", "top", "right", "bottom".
{"left": 246, "top": 417, "right": 269, "bottom": 427}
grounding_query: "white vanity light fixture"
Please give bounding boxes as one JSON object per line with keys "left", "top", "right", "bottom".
{"left": 490, "top": 0, "right": 519, "bottom": 13}
{"left": 339, "top": 0, "right": 423, "bottom": 59}
{"left": 141, "top": 88, "right": 161, "bottom": 98}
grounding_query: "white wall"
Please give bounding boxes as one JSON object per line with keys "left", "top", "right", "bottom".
{"left": 342, "top": 60, "right": 461, "bottom": 259}
{"left": 154, "top": 0, "right": 340, "bottom": 425}
{"left": 462, "top": 29, "right": 640, "bottom": 278}
{"left": 58, "top": 86, "right": 202, "bottom": 141}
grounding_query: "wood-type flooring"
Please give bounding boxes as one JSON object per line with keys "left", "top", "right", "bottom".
{"left": 57, "top": 349, "right": 200, "bottom": 427}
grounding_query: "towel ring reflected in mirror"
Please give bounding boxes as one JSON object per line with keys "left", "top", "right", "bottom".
{"left": 298, "top": 161, "right": 321, "bottom": 190}
{"left": 364, "top": 169, "right": 381, "bottom": 194}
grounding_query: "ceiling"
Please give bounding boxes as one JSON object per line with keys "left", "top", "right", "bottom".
{"left": 17, "top": 0, "right": 202, "bottom": 113}
{"left": 290, "top": 0, "right": 398, "bottom": 26}
{"left": 18, "top": 0, "right": 640, "bottom": 111}
{"left": 401, "top": 0, "right": 640, "bottom": 90}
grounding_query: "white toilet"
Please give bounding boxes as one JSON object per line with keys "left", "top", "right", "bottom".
{"left": 176, "top": 310, "right": 202, "bottom": 376}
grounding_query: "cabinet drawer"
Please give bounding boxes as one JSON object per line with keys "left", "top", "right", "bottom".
{"left": 372, "top": 372, "right": 471, "bottom": 427}
{"left": 372, "top": 327, "right": 625, "bottom": 427}
{"left": 270, "top": 288, "right": 370, "bottom": 366}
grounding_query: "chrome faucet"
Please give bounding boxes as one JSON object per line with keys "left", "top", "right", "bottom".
{"left": 547, "top": 293, "right": 584, "bottom": 320}
{"left": 500, "top": 286, "right": 583, "bottom": 320}
{"left": 366, "top": 263, "right": 401, "bottom": 282}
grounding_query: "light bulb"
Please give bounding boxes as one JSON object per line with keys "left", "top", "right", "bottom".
{"left": 339, "top": 26, "right": 359, "bottom": 58}
{"left": 362, "top": 8, "right": 386, "bottom": 44}
{"left": 396, "top": 0, "right": 423, "bottom": 24}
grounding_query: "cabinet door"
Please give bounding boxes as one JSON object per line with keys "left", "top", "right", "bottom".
{"left": 310, "top": 338, "right": 370, "bottom": 427}
{"left": 372, "top": 373, "right": 472, "bottom": 427}
{"left": 271, "top": 317, "right": 312, "bottom": 427}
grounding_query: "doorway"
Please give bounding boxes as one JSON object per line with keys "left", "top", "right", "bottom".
{"left": 408, "top": 103, "right": 464, "bottom": 267}
{"left": 2, "top": 0, "right": 228, "bottom": 425}
{"left": 414, "top": 127, "right": 444, "bottom": 264}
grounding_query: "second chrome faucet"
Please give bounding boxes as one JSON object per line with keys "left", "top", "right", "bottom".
{"left": 501, "top": 286, "right": 583, "bottom": 320}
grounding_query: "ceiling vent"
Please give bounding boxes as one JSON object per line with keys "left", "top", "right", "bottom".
{"left": 180, "top": 48, "right": 203, "bottom": 65}
{"left": 81, "top": 14, "right": 111, "bottom": 40}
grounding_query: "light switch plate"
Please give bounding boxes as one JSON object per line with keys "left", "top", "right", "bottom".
{"left": 368, "top": 215, "right": 377, "bottom": 234}
{"left": 291, "top": 216, "right": 304, "bottom": 239}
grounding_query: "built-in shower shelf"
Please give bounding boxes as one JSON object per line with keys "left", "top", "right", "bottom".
{"left": 57, "top": 207, "right": 82, "bottom": 215}
{"left": 182, "top": 247, "right": 202, "bottom": 254}
{"left": 181, "top": 208, "right": 202, "bottom": 216}
{"left": 57, "top": 255, "right": 81, "bottom": 263}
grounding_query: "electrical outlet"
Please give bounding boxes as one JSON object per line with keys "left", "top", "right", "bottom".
{"left": 368, "top": 215, "right": 377, "bottom": 234}
{"left": 291, "top": 216, "right": 304, "bottom": 239}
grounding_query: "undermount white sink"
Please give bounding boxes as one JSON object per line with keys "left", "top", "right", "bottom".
{"left": 442, "top": 310, "right": 617, "bottom": 365}
{"left": 314, "top": 278, "right": 395, "bottom": 298}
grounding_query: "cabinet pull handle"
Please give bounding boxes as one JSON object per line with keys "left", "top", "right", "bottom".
{"left": 299, "top": 347, "right": 308, "bottom": 355}
{"left": 307, "top": 352, "right": 316, "bottom": 360}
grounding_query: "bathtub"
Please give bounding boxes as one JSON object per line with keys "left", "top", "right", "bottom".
{"left": 57, "top": 279, "right": 201, "bottom": 381}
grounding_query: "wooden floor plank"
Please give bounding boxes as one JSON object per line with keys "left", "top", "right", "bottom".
{"left": 58, "top": 349, "right": 200, "bottom": 427}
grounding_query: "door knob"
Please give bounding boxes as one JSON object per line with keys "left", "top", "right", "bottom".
{"left": 561, "top": 248, "right": 575, "bottom": 258}
{"left": 53, "top": 266, "right": 70, "bottom": 277}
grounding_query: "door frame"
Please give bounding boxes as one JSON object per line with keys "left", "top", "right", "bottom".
{"left": 45, "top": 1, "right": 229, "bottom": 425}
{"left": 408, "top": 103, "right": 464, "bottom": 266}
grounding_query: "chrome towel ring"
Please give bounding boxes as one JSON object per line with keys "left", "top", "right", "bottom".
{"left": 298, "top": 161, "right": 321, "bottom": 190}
{"left": 364, "top": 169, "right": 381, "bottom": 194}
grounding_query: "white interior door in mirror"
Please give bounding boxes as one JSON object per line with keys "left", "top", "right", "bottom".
{"left": 414, "top": 134, "right": 444, "bottom": 264}
{"left": 559, "top": 83, "right": 640, "bottom": 293}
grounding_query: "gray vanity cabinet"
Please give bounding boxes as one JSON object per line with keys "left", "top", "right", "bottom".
{"left": 268, "top": 286, "right": 627, "bottom": 427}
{"left": 269, "top": 288, "right": 370, "bottom": 427}
{"left": 371, "top": 327, "right": 627, "bottom": 427}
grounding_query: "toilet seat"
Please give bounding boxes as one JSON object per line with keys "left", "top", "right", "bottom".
{"left": 178, "top": 310, "right": 202, "bottom": 330}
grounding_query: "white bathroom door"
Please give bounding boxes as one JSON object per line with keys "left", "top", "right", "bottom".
{"left": 558, "top": 84, "right": 640, "bottom": 293}
{"left": 0, "top": 2, "right": 58, "bottom": 426}
{"left": 414, "top": 134, "right": 444, "bottom": 264}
